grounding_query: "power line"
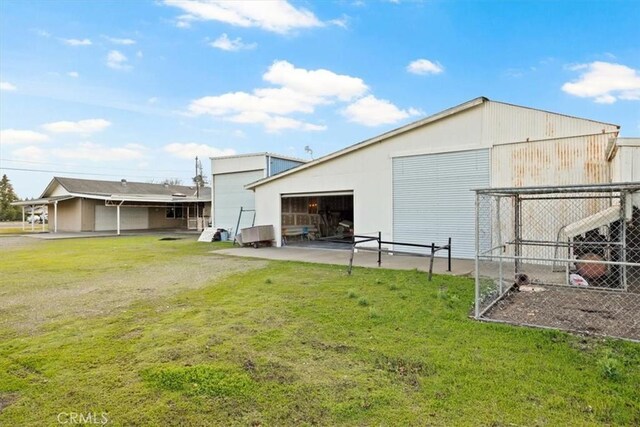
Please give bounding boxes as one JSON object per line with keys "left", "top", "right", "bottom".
{"left": 0, "top": 158, "right": 188, "bottom": 173}
{"left": 0, "top": 166, "right": 183, "bottom": 180}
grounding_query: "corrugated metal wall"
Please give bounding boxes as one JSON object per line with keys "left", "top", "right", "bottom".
{"left": 269, "top": 157, "right": 304, "bottom": 176}
{"left": 213, "top": 170, "right": 264, "bottom": 231}
{"left": 491, "top": 133, "right": 612, "bottom": 188}
{"left": 483, "top": 101, "right": 619, "bottom": 145}
{"left": 393, "top": 149, "right": 490, "bottom": 258}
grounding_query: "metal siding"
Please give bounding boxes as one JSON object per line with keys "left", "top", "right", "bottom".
{"left": 269, "top": 158, "right": 304, "bottom": 176}
{"left": 483, "top": 101, "right": 619, "bottom": 146}
{"left": 213, "top": 170, "right": 264, "bottom": 231}
{"left": 393, "top": 149, "right": 490, "bottom": 259}
{"left": 491, "top": 134, "right": 611, "bottom": 188}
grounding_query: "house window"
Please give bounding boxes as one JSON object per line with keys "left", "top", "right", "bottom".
{"left": 166, "top": 204, "right": 184, "bottom": 219}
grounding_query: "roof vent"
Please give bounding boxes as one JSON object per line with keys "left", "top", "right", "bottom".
{"left": 121, "top": 179, "right": 127, "bottom": 186}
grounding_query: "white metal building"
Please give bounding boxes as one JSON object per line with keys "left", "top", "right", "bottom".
{"left": 210, "top": 153, "right": 305, "bottom": 233}
{"left": 247, "top": 97, "right": 636, "bottom": 258}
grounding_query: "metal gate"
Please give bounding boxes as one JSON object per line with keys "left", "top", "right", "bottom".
{"left": 392, "top": 149, "right": 490, "bottom": 258}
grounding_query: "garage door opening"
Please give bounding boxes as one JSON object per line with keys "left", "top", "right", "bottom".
{"left": 281, "top": 192, "right": 353, "bottom": 248}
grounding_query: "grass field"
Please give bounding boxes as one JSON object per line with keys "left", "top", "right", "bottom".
{"left": 0, "top": 236, "right": 639, "bottom": 426}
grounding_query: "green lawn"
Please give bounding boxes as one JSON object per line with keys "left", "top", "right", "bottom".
{"left": 0, "top": 236, "right": 638, "bottom": 426}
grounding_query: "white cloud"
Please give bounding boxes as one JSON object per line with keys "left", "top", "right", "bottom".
{"left": 163, "top": 143, "right": 237, "bottom": 159}
{"left": 106, "top": 50, "right": 131, "bottom": 70}
{"left": 52, "top": 143, "right": 145, "bottom": 162}
{"left": 328, "top": 15, "right": 349, "bottom": 29}
{"left": 562, "top": 61, "right": 640, "bottom": 104}
{"left": 105, "top": 36, "right": 136, "bottom": 45}
{"left": 11, "top": 146, "right": 47, "bottom": 162}
{"left": 263, "top": 60, "right": 367, "bottom": 101}
{"left": 164, "top": 0, "right": 323, "bottom": 34}
{"left": 63, "top": 38, "right": 92, "bottom": 46}
{"left": 136, "top": 50, "right": 143, "bottom": 58}
{"left": 42, "top": 119, "right": 111, "bottom": 134}
{"left": 67, "top": 71, "right": 79, "bottom": 78}
{"left": 0, "top": 81, "right": 17, "bottom": 91}
{"left": 407, "top": 59, "right": 444, "bottom": 75}
{"left": 210, "top": 33, "right": 256, "bottom": 51}
{"left": 232, "top": 130, "right": 246, "bottom": 138}
{"left": 0, "top": 129, "right": 49, "bottom": 145}
{"left": 342, "top": 95, "right": 422, "bottom": 126}
{"left": 188, "top": 60, "right": 416, "bottom": 131}
{"left": 32, "top": 28, "right": 51, "bottom": 38}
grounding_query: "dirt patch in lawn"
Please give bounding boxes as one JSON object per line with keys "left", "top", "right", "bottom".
{"left": 0, "top": 236, "right": 43, "bottom": 250}
{"left": 0, "top": 254, "right": 266, "bottom": 333}
{"left": 0, "top": 393, "right": 19, "bottom": 413}
{"left": 484, "top": 285, "right": 640, "bottom": 341}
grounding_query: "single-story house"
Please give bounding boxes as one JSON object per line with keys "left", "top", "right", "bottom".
{"left": 13, "top": 177, "right": 211, "bottom": 233}
{"left": 210, "top": 152, "right": 305, "bottom": 234}
{"left": 247, "top": 97, "right": 639, "bottom": 258}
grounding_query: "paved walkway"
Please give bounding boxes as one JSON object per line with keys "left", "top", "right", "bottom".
{"left": 215, "top": 246, "right": 475, "bottom": 276}
{"left": 20, "top": 229, "right": 201, "bottom": 240}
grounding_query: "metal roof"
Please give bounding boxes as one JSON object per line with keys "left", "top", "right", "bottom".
{"left": 11, "top": 195, "right": 75, "bottom": 206}
{"left": 41, "top": 177, "right": 211, "bottom": 200}
{"left": 209, "top": 152, "right": 308, "bottom": 163}
{"left": 245, "top": 96, "right": 621, "bottom": 190}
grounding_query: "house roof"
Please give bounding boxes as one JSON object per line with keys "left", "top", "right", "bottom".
{"left": 246, "top": 96, "right": 620, "bottom": 190}
{"left": 41, "top": 177, "right": 211, "bottom": 202}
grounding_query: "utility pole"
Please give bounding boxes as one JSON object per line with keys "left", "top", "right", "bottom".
{"left": 195, "top": 156, "right": 199, "bottom": 199}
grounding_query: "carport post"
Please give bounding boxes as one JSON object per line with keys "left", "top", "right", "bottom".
{"left": 31, "top": 205, "right": 34, "bottom": 231}
{"left": 41, "top": 205, "right": 45, "bottom": 232}
{"left": 116, "top": 203, "right": 121, "bottom": 235}
{"left": 54, "top": 201, "right": 58, "bottom": 233}
{"left": 21, "top": 206, "right": 25, "bottom": 230}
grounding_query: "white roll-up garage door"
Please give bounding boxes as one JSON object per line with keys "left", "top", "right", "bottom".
{"left": 392, "top": 149, "right": 490, "bottom": 259}
{"left": 95, "top": 205, "right": 149, "bottom": 231}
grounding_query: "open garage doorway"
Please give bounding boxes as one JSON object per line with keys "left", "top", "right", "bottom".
{"left": 281, "top": 192, "right": 354, "bottom": 248}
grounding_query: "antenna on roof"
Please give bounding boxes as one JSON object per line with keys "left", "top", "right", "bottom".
{"left": 304, "top": 145, "right": 314, "bottom": 160}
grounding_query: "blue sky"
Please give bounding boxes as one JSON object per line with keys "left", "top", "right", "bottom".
{"left": 1, "top": 0, "right": 639, "bottom": 198}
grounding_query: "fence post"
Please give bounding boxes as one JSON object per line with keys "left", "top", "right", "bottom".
{"left": 474, "top": 192, "right": 480, "bottom": 318}
{"left": 377, "top": 231, "right": 382, "bottom": 267}
{"left": 447, "top": 237, "right": 452, "bottom": 272}
{"left": 428, "top": 242, "right": 435, "bottom": 281}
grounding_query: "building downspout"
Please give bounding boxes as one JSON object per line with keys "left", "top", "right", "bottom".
{"left": 116, "top": 200, "right": 124, "bottom": 235}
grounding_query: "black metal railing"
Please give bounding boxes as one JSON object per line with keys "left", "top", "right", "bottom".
{"left": 347, "top": 232, "right": 451, "bottom": 281}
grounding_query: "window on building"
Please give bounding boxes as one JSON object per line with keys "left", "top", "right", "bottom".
{"left": 166, "top": 204, "right": 184, "bottom": 219}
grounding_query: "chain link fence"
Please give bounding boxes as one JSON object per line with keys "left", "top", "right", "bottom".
{"left": 474, "top": 183, "right": 640, "bottom": 341}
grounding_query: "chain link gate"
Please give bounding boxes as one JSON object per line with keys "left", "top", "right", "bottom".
{"left": 474, "top": 183, "right": 640, "bottom": 341}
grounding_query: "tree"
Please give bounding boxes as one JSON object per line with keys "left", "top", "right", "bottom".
{"left": 0, "top": 174, "right": 21, "bottom": 221}
{"left": 148, "top": 178, "right": 183, "bottom": 185}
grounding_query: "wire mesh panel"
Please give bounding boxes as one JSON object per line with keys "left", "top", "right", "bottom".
{"left": 474, "top": 183, "right": 640, "bottom": 341}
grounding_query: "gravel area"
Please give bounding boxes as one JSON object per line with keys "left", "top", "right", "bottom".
{"left": 485, "top": 285, "right": 640, "bottom": 340}
{"left": 0, "top": 240, "right": 266, "bottom": 333}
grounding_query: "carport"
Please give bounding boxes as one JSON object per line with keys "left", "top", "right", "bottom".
{"left": 12, "top": 195, "right": 74, "bottom": 232}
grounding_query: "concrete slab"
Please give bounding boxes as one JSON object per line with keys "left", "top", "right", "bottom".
{"left": 215, "top": 246, "right": 475, "bottom": 276}
{"left": 22, "top": 229, "right": 201, "bottom": 240}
